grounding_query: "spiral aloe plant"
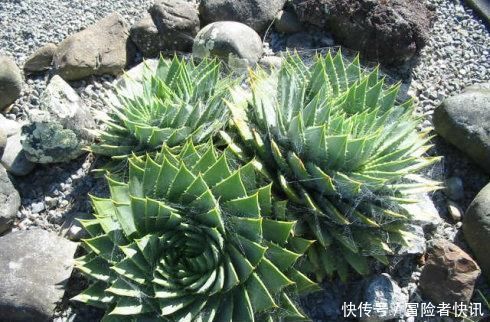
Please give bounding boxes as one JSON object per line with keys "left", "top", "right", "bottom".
{"left": 225, "top": 51, "right": 442, "bottom": 281}
{"left": 90, "top": 56, "right": 235, "bottom": 170}
{"left": 73, "top": 140, "right": 319, "bottom": 321}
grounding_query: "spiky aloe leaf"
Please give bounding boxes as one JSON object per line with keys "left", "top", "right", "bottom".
{"left": 90, "top": 56, "right": 236, "bottom": 169}
{"left": 74, "top": 140, "right": 319, "bottom": 321}
{"left": 227, "top": 51, "right": 442, "bottom": 281}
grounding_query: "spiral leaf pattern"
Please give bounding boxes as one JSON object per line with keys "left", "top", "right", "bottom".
{"left": 227, "top": 51, "right": 442, "bottom": 281}
{"left": 74, "top": 141, "right": 318, "bottom": 321}
{"left": 90, "top": 57, "right": 235, "bottom": 167}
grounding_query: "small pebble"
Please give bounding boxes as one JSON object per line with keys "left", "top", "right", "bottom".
{"left": 447, "top": 200, "right": 464, "bottom": 222}
{"left": 30, "top": 202, "right": 45, "bottom": 214}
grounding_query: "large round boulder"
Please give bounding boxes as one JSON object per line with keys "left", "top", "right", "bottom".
{"left": 193, "top": 21, "right": 263, "bottom": 67}
{"left": 0, "top": 56, "right": 23, "bottom": 111}
{"left": 433, "top": 82, "right": 490, "bottom": 174}
{"left": 199, "top": 0, "right": 286, "bottom": 32}
{"left": 463, "top": 183, "right": 490, "bottom": 280}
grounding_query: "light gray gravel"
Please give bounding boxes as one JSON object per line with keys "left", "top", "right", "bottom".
{"left": 0, "top": 0, "right": 152, "bottom": 63}
{"left": 0, "top": 0, "right": 154, "bottom": 122}
{"left": 411, "top": 0, "right": 490, "bottom": 117}
{"left": 0, "top": 0, "right": 154, "bottom": 238}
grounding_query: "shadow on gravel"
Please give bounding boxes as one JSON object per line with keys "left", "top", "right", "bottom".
{"left": 12, "top": 154, "right": 109, "bottom": 232}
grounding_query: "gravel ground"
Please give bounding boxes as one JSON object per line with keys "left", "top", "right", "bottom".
{"left": 1, "top": 0, "right": 489, "bottom": 321}
{"left": 0, "top": 0, "right": 157, "bottom": 233}
{"left": 0, "top": 0, "right": 154, "bottom": 121}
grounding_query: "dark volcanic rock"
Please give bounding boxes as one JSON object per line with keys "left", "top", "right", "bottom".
{"left": 199, "top": 0, "right": 287, "bottom": 32}
{"left": 274, "top": 10, "right": 304, "bottom": 34}
{"left": 292, "top": 0, "right": 434, "bottom": 65}
{"left": 131, "top": 0, "right": 201, "bottom": 57}
{"left": 130, "top": 14, "right": 165, "bottom": 58}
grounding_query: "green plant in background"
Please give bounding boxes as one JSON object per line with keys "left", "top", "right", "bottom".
{"left": 90, "top": 57, "right": 235, "bottom": 172}
{"left": 74, "top": 140, "right": 319, "bottom": 321}
{"left": 225, "top": 51, "right": 442, "bottom": 281}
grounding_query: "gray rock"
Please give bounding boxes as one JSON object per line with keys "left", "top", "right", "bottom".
{"left": 199, "top": 0, "right": 287, "bottom": 32}
{"left": 465, "top": 0, "right": 490, "bottom": 25}
{"left": 466, "top": 82, "right": 490, "bottom": 92}
{"left": 30, "top": 202, "right": 45, "bottom": 214}
{"left": 292, "top": 0, "right": 434, "bottom": 65}
{"left": 1, "top": 133, "right": 36, "bottom": 176}
{"left": 193, "top": 21, "right": 263, "bottom": 67}
{"left": 300, "top": 279, "right": 346, "bottom": 321}
{"left": 0, "top": 114, "right": 21, "bottom": 137}
{"left": 115, "top": 59, "right": 159, "bottom": 96}
{"left": 122, "top": 59, "right": 159, "bottom": 83}
{"left": 21, "top": 75, "right": 95, "bottom": 163}
{"left": 400, "top": 193, "right": 442, "bottom": 229}
{"left": 447, "top": 200, "right": 464, "bottom": 222}
{"left": 148, "top": 0, "right": 200, "bottom": 51}
{"left": 0, "top": 115, "right": 35, "bottom": 176}
{"left": 0, "top": 128, "right": 6, "bottom": 159}
{"left": 419, "top": 239, "right": 480, "bottom": 304}
{"left": 130, "top": 14, "right": 166, "bottom": 58}
{"left": 53, "top": 13, "right": 135, "bottom": 81}
{"left": 463, "top": 182, "right": 490, "bottom": 280}
{"left": 0, "top": 229, "right": 77, "bottom": 321}
{"left": 0, "top": 164, "right": 20, "bottom": 234}
{"left": 444, "top": 176, "right": 464, "bottom": 201}
{"left": 360, "top": 274, "right": 408, "bottom": 321}
{"left": 23, "top": 43, "right": 57, "bottom": 73}
{"left": 131, "top": 0, "right": 200, "bottom": 58}
{"left": 0, "top": 56, "right": 23, "bottom": 110}
{"left": 433, "top": 83, "right": 490, "bottom": 173}
{"left": 274, "top": 10, "right": 304, "bottom": 34}
{"left": 396, "top": 224, "right": 427, "bottom": 256}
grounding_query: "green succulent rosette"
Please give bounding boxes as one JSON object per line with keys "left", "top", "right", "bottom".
{"left": 91, "top": 57, "right": 235, "bottom": 171}
{"left": 226, "top": 51, "right": 442, "bottom": 281}
{"left": 73, "top": 140, "right": 319, "bottom": 321}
